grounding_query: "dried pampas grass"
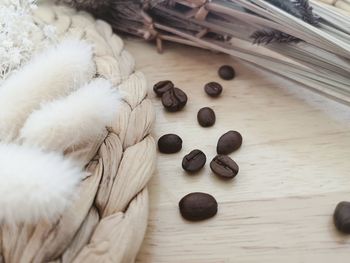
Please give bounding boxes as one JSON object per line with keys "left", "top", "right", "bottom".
{"left": 20, "top": 78, "right": 122, "bottom": 152}
{"left": 0, "top": 143, "right": 83, "bottom": 224}
{"left": 0, "top": 39, "right": 95, "bottom": 142}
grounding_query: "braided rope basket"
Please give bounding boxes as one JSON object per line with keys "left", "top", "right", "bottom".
{"left": 0, "top": 3, "right": 156, "bottom": 263}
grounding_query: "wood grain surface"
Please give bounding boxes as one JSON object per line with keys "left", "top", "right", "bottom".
{"left": 125, "top": 39, "right": 350, "bottom": 263}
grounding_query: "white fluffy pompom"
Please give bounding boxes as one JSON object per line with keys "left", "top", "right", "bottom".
{"left": 20, "top": 78, "right": 122, "bottom": 152}
{"left": 0, "top": 143, "right": 83, "bottom": 224}
{"left": 0, "top": 39, "right": 95, "bottom": 142}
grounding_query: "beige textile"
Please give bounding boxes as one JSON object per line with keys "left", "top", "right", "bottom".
{"left": 0, "top": 3, "right": 156, "bottom": 263}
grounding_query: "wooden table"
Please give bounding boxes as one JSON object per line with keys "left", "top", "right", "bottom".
{"left": 125, "top": 39, "right": 350, "bottom": 263}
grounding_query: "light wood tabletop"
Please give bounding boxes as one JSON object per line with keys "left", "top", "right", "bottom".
{"left": 125, "top": 39, "right": 350, "bottom": 263}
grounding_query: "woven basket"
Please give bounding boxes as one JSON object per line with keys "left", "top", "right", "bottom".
{"left": 0, "top": 3, "right": 156, "bottom": 263}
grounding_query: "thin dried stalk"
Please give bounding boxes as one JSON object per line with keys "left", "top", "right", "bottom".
{"left": 71, "top": 0, "right": 350, "bottom": 105}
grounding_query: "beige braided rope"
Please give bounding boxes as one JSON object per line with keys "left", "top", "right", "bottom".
{"left": 0, "top": 3, "right": 156, "bottom": 263}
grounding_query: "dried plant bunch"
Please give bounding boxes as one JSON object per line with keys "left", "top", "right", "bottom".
{"left": 0, "top": 37, "right": 123, "bottom": 225}
{"left": 0, "top": 39, "right": 95, "bottom": 142}
{"left": 59, "top": 0, "right": 111, "bottom": 11}
{"left": 0, "top": 143, "right": 84, "bottom": 224}
{"left": 266, "top": 0, "right": 319, "bottom": 25}
{"left": 65, "top": 0, "right": 350, "bottom": 105}
{"left": 251, "top": 0, "right": 320, "bottom": 44}
{"left": 0, "top": 2, "right": 156, "bottom": 262}
{"left": 20, "top": 78, "right": 122, "bottom": 153}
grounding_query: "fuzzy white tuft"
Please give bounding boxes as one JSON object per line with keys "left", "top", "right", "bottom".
{"left": 0, "top": 39, "right": 95, "bottom": 142}
{"left": 20, "top": 78, "right": 122, "bottom": 152}
{"left": 0, "top": 143, "right": 83, "bottom": 224}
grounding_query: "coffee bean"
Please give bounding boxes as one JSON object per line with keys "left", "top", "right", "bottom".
{"left": 334, "top": 201, "right": 350, "bottom": 234}
{"left": 210, "top": 155, "right": 239, "bottom": 179}
{"left": 217, "top": 130, "right": 242, "bottom": 154}
{"left": 153, "top": 80, "right": 174, "bottom": 97}
{"left": 182, "top": 149, "right": 206, "bottom": 173}
{"left": 204, "top": 82, "right": 223, "bottom": 97}
{"left": 158, "top": 134, "right": 182, "bottom": 154}
{"left": 161, "top": 88, "right": 188, "bottom": 112}
{"left": 197, "top": 107, "right": 216, "bottom": 127}
{"left": 179, "top": 192, "right": 218, "bottom": 221}
{"left": 218, "top": 65, "right": 235, "bottom": 80}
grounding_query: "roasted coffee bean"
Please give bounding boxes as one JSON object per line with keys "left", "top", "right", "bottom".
{"left": 334, "top": 201, "right": 350, "bottom": 234}
{"left": 153, "top": 80, "right": 174, "bottom": 97}
{"left": 204, "top": 82, "right": 223, "bottom": 97}
{"left": 158, "top": 134, "right": 182, "bottom": 154}
{"left": 161, "top": 88, "right": 188, "bottom": 112}
{"left": 182, "top": 149, "right": 206, "bottom": 173}
{"left": 197, "top": 107, "right": 216, "bottom": 127}
{"left": 218, "top": 65, "right": 235, "bottom": 80}
{"left": 210, "top": 155, "right": 239, "bottom": 179}
{"left": 179, "top": 192, "right": 218, "bottom": 221}
{"left": 217, "top": 130, "right": 242, "bottom": 154}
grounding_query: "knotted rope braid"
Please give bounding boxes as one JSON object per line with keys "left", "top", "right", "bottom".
{"left": 0, "top": 3, "right": 156, "bottom": 263}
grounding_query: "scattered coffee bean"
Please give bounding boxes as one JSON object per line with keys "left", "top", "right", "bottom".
{"left": 153, "top": 80, "right": 174, "bottom": 97}
{"left": 158, "top": 134, "right": 182, "bottom": 154}
{"left": 197, "top": 107, "right": 216, "bottom": 127}
{"left": 179, "top": 192, "right": 218, "bottom": 221}
{"left": 162, "top": 87, "right": 188, "bottom": 112}
{"left": 218, "top": 65, "right": 235, "bottom": 80}
{"left": 182, "top": 149, "right": 206, "bottom": 173}
{"left": 334, "top": 201, "right": 350, "bottom": 234}
{"left": 210, "top": 155, "right": 239, "bottom": 179}
{"left": 204, "top": 82, "right": 223, "bottom": 97}
{"left": 217, "top": 130, "right": 242, "bottom": 154}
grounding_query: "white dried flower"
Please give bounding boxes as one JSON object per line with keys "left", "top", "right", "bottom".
{"left": 0, "top": 143, "right": 83, "bottom": 224}
{"left": 43, "top": 25, "right": 57, "bottom": 39}
{"left": 0, "top": 39, "right": 96, "bottom": 142}
{"left": 0, "top": 0, "right": 57, "bottom": 82}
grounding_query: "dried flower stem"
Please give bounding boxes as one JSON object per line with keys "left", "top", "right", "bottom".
{"left": 66, "top": 0, "right": 350, "bottom": 104}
